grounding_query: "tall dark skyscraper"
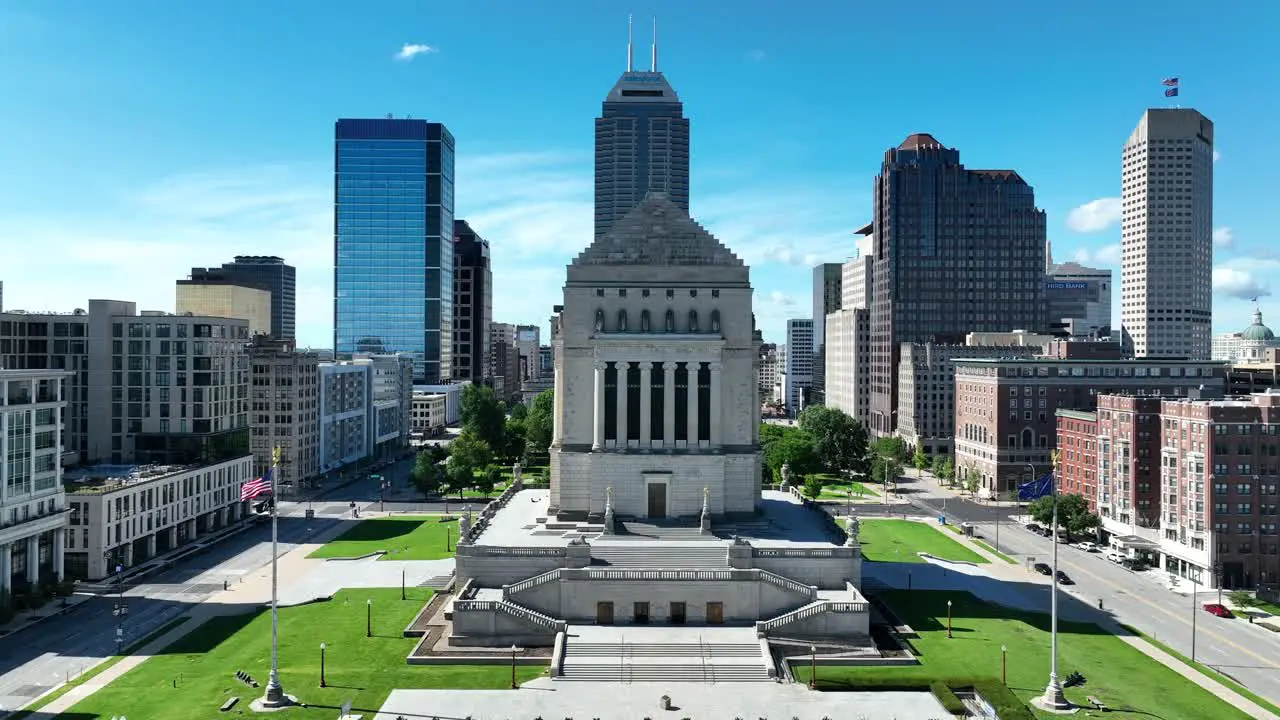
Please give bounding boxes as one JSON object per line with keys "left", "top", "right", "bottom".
{"left": 452, "top": 219, "right": 492, "bottom": 383}
{"left": 185, "top": 256, "right": 296, "bottom": 340}
{"left": 868, "top": 133, "right": 1047, "bottom": 436}
{"left": 334, "top": 118, "right": 455, "bottom": 384}
{"left": 594, "top": 19, "right": 689, "bottom": 237}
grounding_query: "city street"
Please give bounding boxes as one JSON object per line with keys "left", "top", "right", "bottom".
{"left": 902, "top": 486, "right": 1280, "bottom": 707}
{"left": 0, "top": 454, "right": 418, "bottom": 715}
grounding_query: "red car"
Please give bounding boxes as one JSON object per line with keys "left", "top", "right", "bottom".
{"left": 1202, "top": 603, "right": 1234, "bottom": 618}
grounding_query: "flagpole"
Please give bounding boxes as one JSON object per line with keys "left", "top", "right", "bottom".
{"left": 262, "top": 446, "right": 291, "bottom": 707}
{"left": 1037, "top": 450, "right": 1070, "bottom": 710}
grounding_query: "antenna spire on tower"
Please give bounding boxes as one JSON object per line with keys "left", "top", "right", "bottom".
{"left": 651, "top": 16, "right": 658, "bottom": 72}
{"left": 627, "top": 14, "right": 634, "bottom": 72}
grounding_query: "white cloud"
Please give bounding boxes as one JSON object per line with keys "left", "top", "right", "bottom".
{"left": 1065, "top": 197, "right": 1122, "bottom": 233}
{"left": 1212, "top": 227, "right": 1234, "bottom": 248}
{"left": 1213, "top": 150, "right": 1221, "bottom": 163}
{"left": 1071, "top": 243, "right": 1121, "bottom": 266}
{"left": 746, "top": 49, "right": 766, "bottom": 63}
{"left": 1213, "top": 267, "right": 1271, "bottom": 300}
{"left": 395, "top": 43, "right": 436, "bottom": 61}
{"left": 767, "top": 291, "right": 796, "bottom": 307}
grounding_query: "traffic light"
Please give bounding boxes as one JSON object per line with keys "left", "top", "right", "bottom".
{"left": 1063, "top": 671, "right": 1087, "bottom": 688}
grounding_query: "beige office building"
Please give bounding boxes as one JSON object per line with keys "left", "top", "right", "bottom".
{"left": 248, "top": 337, "right": 319, "bottom": 498}
{"left": 1119, "top": 108, "right": 1215, "bottom": 359}
{"left": 176, "top": 281, "right": 273, "bottom": 338}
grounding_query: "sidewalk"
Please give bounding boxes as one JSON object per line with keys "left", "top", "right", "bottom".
{"left": 34, "top": 515, "right": 358, "bottom": 716}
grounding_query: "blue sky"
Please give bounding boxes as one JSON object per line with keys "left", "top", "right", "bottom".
{"left": 2, "top": 0, "right": 1278, "bottom": 348}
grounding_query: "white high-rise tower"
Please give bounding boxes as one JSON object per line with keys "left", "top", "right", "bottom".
{"left": 1119, "top": 108, "right": 1214, "bottom": 359}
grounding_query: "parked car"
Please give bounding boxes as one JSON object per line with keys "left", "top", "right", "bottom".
{"left": 1106, "top": 551, "right": 1125, "bottom": 563}
{"left": 1056, "top": 570, "right": 1074, "bottom": 585}
{"left": 1026, "top": 523, "right": 1043, "bottom": 533}
{"left": 1203, "top": 603, "right": 1234, "bottom": 618}
{"left": 1075, "top": 541, "right": 1100, "bottom": 553}
{"left": 1034, "top": 562, "right": 1052, "bottom": 575}
{"left": 1037, "top": 527, "right": 1054, "bottom": 538}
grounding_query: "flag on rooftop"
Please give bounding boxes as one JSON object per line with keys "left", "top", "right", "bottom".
{"left": 1162, "top": 77, "right": 1180, "bottom": 87}
{"left": 1017, "top": 471, "right": 1055, "bottom": 501}
{"left": 1165, "top": 88, "right": 1179, "bottom": 98}
{"left": 241, "top": 469, "right": 273, "bottom": 501}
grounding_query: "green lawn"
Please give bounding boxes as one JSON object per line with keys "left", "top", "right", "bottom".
{"left": 67, "top": 588, "right": 546, "bottom": 720}
{"left": 816, "top": 480, "right": 880, "bottom": 499}
{"left": 307, "top": 516, "right": 457, "bottom": 561}
{"left": 974, "top": 539, "right": 1017, "bottom": 564}
{"left": 858, "top": 519, "right": 988, "bottom": 564}
{"left": 794, "top": 590, "right": 1256, "bottom": 720}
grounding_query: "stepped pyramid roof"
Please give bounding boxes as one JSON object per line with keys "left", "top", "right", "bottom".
{"left": 571, "top": 192, "right": 744, "bottom": 268}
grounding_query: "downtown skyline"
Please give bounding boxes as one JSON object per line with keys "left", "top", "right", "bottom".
{"left": 1, "top": 1, "right": 1277, "bottom": 348}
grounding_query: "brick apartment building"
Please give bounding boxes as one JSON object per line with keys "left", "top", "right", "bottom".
{"left": 954, "top": 357, "right": 1226, "bottom": 497}
{"left": 1057, "top": 390, "right": 1280, "bottom": 591}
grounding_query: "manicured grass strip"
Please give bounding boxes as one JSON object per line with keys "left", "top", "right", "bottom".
{"left": 68, "top": 588, "right": 546, "bottom": 720}
{"left": 813, "top": 474, "right": 880, "bottom": 497}
{"left": 798, "top": 590, "right": 1256, "bottom": 720}
{"left": 1119, "top": 623, "right": 1280, "bottom": 718}
{"left": 858, "top": 519, "right": 988, "bottom": 565}
{"left": 14, "top": 616, "right": 191, "bottom": 716}
{"left": 974, "top": 539, "right": 1017, "bottom": 563}
{"left": 307, "top": 516, "right": 457, "bottom": 561}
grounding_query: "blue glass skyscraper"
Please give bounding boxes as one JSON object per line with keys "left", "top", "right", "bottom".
{"left": 333, "top": 118, "right": 454, "bottom": 384}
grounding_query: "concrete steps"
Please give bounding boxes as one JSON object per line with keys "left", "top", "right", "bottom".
{"left": 590, "top": 545, "right": 727, "bottom": 568}
{"left": 567, "top": 642, "right": 762, "bottom": 658}
{"left": 558, "top": 663, "right": 771, "bottom": 682}
{"left": 615, "top": 520, "right": 717, "bottom": 541}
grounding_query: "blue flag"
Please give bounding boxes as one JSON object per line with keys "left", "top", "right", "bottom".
{"left": 1017, "top": 472, "right": 1054, "bottom": 501}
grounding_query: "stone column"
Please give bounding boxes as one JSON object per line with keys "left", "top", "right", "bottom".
{"left": 687, "top": 361, "right": 701, "bottom": 448}
{"left": 709, "top": 361, "right": 723, "bottom": 447}
{"left": 616, "top": 362, "right": 629, "bottom": 447}
{"left": 663, "top": 362, "right": 676, "bottom": 448}
{"left": 25, "top": 535, "right": 39, "bottom": 585}
{"left": 53, "top": 529, "right": 66, "bottom": 581}
{"left": 122, "top": 542, "right": 134, "bottom": 567}
{"left": 639, "top": 362, "right": 652, "bottom": 447}
{"left": 168, "top": 526, "right": 178, "bottom": 548}
{"left": 147, "top": 533, "right": 157, "bottom": 560}
{"left": 0, "top": 543, "right": 11, "bottom": 594}
{"left": 592, "top": 360, "right": 605, "bottom": 451}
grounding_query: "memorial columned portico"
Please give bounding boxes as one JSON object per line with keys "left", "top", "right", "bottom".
{"left": 592, "top": 358, "right": 723, "bottom": 451}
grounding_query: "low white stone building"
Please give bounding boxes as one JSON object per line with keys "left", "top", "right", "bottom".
{"left": 63, "top": 455, "right": 252, "bottom": 580}
{"left": 448, "top": 194, "right": 868, "bottom": 663}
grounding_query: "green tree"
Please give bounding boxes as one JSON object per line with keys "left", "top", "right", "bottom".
{"left": 410, "top": 451, "right": 443, "bottom": 498}
{"left": 502, "top": 417, "right": 527, "bottom": 463}
{"left": 444, "top": 430, "right": 493, "bottom": 500}
{"left": 508, "top": 402, "right": 529, "bottom": 422}
{"left": 940, "top": 457, "right": 955, "bottom": 484}
{"left": 474, "top": 464, "right": 503, "bottom": 497}
{"left": 524, "top": 390, "right": 554, "bottom": 459}
{"left": 460, "top": 384, "right": 506, "bottom": 450}
{"left": 912, "top": 447, "right": 930, "bottom": 476}
{"left": 802, "top": 474, "right": 824, "bottom": 499}
{"left": 762, "top": 427, "right": 821, "bottom": 477}
{"left": 872, "top": 458, "right": 903, "bottom": 486}
{"left": 1026, "top": 493, "right": 1101, "bottom": 537}
{"left": 873, "top": 436, "right": 909, "bottom": 462}
{"left": 797, "top": 406, "right": 869, "bottom": 477}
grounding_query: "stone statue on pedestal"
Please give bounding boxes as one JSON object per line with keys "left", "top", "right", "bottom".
{"left": 700, "top": 486, "right": 712, "bottom": 534}
{"left": 846, "top": 515, "right": 860, "bottom": 546}
{"left": 779, "top": 463, "right": 794, "bottom": 491}
{"left": 512, "top": 461, "right": 523, "bottom": 489}
{"left": 603, "top": 486, "right": 616, "bottom": 535}
{"left": 594, "top": 308, "right": 605, "bottom": 333}
{"left": 458, "top": 514, "right": 472, "bottom": 541}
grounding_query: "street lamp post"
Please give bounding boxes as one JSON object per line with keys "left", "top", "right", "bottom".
{"left": 946, "top": 600, "right": 953, "bottom": 639}
{"left": 1036, "top": 450, "right": 1071, "bottom": 711}
{"left": 1191, "top": 573, "right": 1198, "bottom": 662}
{"left": 366, "top": 599, "right": 373, "bottom": 638}
{"left": 261, "top": 446, "right": 291, "bottom": 708}
{"left": 1001, "top": 645, "right": 1007, "bottom": 684}
{"left": 319, "top": 643, "right": 327, "bottom": 687}
{"left": 510, "top": 644, "right": 519, "bottom": 689}
{"left": 809, "top": 645, "right": 817, "bottom": 689}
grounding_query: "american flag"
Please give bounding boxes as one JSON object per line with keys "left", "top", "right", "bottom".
{"left": 1165, "top": 88, "right": 1179, "bottom": 98}
{"left": 1163, "top": 77, "right": 1180, "bottom": 87}
{"left": 241, "top": 469, "right": 273, "bottom": 501}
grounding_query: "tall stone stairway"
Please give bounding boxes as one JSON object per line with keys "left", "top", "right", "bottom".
{"left": 558, "top": 638, "right": 773, "bottom": 683}
{"left": 614, "top": 519, "right": 717, "bottom": 541}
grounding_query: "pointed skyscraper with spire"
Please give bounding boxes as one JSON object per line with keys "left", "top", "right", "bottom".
{"left": 594, "top": 16, "right": 690, "bottom": 237}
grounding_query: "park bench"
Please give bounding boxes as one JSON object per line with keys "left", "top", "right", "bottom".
{"left": 1086, "top": 695, "right": 1107, "bottom": 710}
{"left": 220, "top": 697, "right": 240, "bottom": 712}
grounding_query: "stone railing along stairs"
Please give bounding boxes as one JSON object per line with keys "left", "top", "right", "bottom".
{"left": 558, "top": 641, "right": 772, "bottom": 683}
{"left": 452, "top": 598, "right": 567, "bottom": 634}
{"left": 590, "top": 544, "right": 729, "bottom": 568}
{"left": 754, "top": 598, "right": 870, "bottom": 637}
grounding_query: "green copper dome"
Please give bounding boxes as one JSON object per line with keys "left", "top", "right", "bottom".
{"left": 1242, "top": 307, "right": 1276, "bottom": 342}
